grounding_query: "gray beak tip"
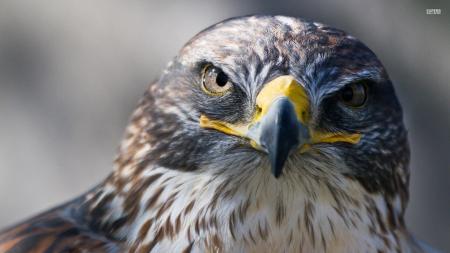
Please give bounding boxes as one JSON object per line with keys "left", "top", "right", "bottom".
{"left": 258, "top": 97, "right": 304, "bottom": 178}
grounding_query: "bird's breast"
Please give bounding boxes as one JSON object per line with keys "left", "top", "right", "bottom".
{"left": 120, "top": 166, "right": 402, "bottom": 252}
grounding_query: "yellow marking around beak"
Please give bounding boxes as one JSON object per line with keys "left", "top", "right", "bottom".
{"left": 299, "top": 130, "right": 362, "bottom": 153}
{"left": 199, "top": 115, "right": 261, "bottom": 149}
{"left": 311, "top": 131, "right": 361, "bottom": 144}
{"left": 199, "top": 115, "right": 248, "bottom": 137}
{"left": 254, "top": 75, "right": 309, "bottom": 124}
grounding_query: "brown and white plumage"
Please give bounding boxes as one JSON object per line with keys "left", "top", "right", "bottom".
{"left": 0, "top": 15, "right": 438, "bottom": 252}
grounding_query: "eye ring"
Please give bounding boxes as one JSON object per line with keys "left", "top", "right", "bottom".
{"left": 201, "top": 65, "right": 233, "bottom": 96}
{"left": 339, "top": 81, "right": 368, "bottom": 107}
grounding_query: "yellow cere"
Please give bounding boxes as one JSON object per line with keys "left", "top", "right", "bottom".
{"left": 254, "top": 75, "right": 310, "bottom": 124}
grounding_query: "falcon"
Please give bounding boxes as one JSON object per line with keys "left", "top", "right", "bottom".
{"left": 0, "top": 15, "right": 437, "bottom": 253}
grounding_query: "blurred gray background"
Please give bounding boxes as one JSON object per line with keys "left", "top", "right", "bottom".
{"left": 0, "top": 0, "right": 449, "bottom": 251}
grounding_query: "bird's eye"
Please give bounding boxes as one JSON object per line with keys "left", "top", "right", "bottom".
{"left": 339, "top": 81, "right": 368, "bottom": 107}
{"left": 201, "top": 65, "right": 232, "bottom": 96}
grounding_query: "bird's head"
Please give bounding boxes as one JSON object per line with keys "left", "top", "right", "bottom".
{"left": 124, "top": 16, "right": 409, "bottom": 203}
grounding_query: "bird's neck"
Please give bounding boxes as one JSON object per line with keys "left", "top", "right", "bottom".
{"left": 81, "top": 160, "right": 409, "bottom": 252}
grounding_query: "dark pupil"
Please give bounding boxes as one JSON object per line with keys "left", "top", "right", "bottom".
{"left": 341, "top": 86, "right": 354, "bottom": 101}
{"left": 215, "top": 71, "right": 228, "bottom": 87}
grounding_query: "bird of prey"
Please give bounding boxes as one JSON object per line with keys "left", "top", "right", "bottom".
{"left": 0, "top": 15, "right": 437, "bottom": 253}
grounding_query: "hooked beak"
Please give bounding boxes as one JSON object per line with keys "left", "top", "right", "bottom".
{"left": 245, "top": 75, "right": 310, "bottom": 178}
{"left": 248, "top": 96, "right": 308, "bottom": 177}
{"left": 200, "top": 75, "right": 361, "bottom": 178}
